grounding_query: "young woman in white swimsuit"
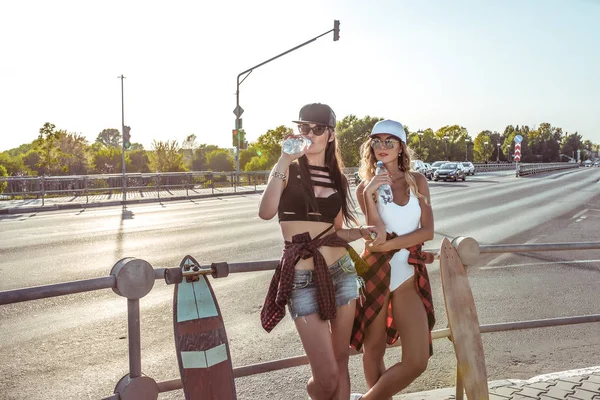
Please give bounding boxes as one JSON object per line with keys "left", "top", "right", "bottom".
{"left": 350, "top": 119, "right": 435, "bottom": 400}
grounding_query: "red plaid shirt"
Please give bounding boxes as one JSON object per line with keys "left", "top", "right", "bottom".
{"left": 261, "top": 231, "right": 365, "bottom": 332}
{"left": 351, "top": 235, "right": 436, "bottom": 356}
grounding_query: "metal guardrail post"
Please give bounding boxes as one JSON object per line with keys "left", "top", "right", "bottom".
{"left": 40, "top": 176, "right": 45, "bottom": 206}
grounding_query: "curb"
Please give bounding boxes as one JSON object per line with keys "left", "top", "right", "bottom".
{"left": 0, "top": 189, "right": 263, "bottom": 215}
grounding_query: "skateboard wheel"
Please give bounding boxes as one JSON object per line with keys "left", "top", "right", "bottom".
{"left": 211, "top": 262, "right": 229, "bottom": 278}
{"left": 164, "top": 268, "right": 183, "bottom": 285}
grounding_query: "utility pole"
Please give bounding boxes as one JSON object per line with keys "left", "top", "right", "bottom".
{"left": 118, "top": 75, "right": 127, "bottom": 204}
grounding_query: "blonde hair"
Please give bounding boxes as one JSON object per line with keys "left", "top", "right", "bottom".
{"left": 358, "top": 137, "right": 426, "bottom": 203}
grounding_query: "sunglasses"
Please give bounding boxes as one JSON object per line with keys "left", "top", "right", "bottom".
{"left": 370, "top": 138, "right": 400, "bottom": 150}
{"left": 297, "top": 124, "right": 329, "bottom": 136}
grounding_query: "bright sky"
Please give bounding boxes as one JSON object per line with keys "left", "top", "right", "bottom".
{"left": 1, "top": 0, "right": 599, "bottom": 152}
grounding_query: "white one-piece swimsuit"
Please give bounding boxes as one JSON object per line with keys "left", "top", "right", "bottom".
{"left": 376, "top": 192, "right": 422, "bottom": 291}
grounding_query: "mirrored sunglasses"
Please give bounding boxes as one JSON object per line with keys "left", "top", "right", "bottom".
{"left": 298, "top": 124, "right": 329, "bottom": 136}
{"left": 370, "top": 138, "right": 399, "bottom": 149}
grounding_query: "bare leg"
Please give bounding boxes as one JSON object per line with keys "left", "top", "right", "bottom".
{"left": 361, "top": 293, "right": 390, "bottom": 388}
{"left": 329, "top": 300, "right": 357, "bottom": 399}
{"left": 362, "top": 277, "right": 430, "bottom": 399}
{"left": 295, "top": 314, "right": 340, "bottom": 400}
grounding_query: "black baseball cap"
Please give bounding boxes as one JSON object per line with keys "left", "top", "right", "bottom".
{"left": 292, "top": 103, "right": 336, "bottom": 128}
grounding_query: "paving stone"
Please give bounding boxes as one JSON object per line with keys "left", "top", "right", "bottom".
{"left": 489, "top": 394, "right": 513, "bottom": 400}
{"left": 568, "top": 388, "right": 599, "bottom": 400}
{"left": 511, "top": 396, "right": 541, "bottom": 400}
{"left": 555, "top": 380, "right": 583, "bottom": 391}
{"left": 586, "top": 374, "right": 600, "bottom": 384}
{"left": 515, "top": 386, "right": 550, "bottom": 398}
{"left": 494, "top": 387, "right": 523, "bottom": 397}
{"left": 527, "top": 382, "right": 558, "bottom": 391}
{"left": 544, "top": 387, "right": 576, "bottom": 400}
{"left": 579, "top": 381, "right": 600, "bottom": 393}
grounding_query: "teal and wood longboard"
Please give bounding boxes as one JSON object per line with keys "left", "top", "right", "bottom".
{"left": 173, "top": 255, "right": 236, "bottom": 399}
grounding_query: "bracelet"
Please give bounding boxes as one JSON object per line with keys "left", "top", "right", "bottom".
{"left": 271, "top": 170, "right": 287, "bottom": 181}
{"left": 358, "top": 225, "right": 365, "bottom": 239}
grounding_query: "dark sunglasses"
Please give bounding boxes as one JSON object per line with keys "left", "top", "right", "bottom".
{"left": 297, "top": 124, "right": 329, "bottom": 136}
{"left": 370, "top": 138, "right": 400, "bottom": 150}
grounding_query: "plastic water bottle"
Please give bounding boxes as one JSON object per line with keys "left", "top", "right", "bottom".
{"left": 376, "top": 161, "right": 393, "bottom": 205}
{"left": 282, "top": 136, "right": 311, "bottom": 155}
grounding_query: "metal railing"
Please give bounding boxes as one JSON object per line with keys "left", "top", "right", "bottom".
{"left": 1, "top": 237, "right": 599, "bottom": 399}
{"left": 517, "top": 162, "right": 579, "bottom": 176}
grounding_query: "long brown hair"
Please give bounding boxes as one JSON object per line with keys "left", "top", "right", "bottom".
{"left": 358, "top": 137, "right": 426, "bottom": 202}
{"left": 297, "top": 129, "right": 357, "bottom": 225}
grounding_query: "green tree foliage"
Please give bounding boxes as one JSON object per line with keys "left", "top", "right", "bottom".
{"left": 96, "top": 128, "right": 121, "bottom": 148}
{"left": 239, "top": 147, "right": 258, "bottom": 171}
{"left": 561, "top": 132, "right": 583, "bottom": 161}
{"left": 206, "top": 149, "right": 234, "bottom": 171}
{"left": 244, "top": 125, "right": 292, "bottom": 171}
{"left": 57, "top": 133, "right": 90, "bottom": 175}
{"left": 473, "top": 131, "right": 492, "bottom": 162}
{"left": 336, "top": 115, "right": 383, "bottom": 167}
{"left": 149, "top": 140, "right": 186, "bottom": 172}
{"left": 34, "top": 122, "right": 64, "bottom": 175}
{"left": 0, "top": 164, "right": 7, "bottom": 193}
{"left": 92, "top": 146, "right": 125, "bottom": 173}
{"left": 192, "top": 144, "right": 220, "bottom": 171}
{"left": 0, "top": 152, "right": 27, "bottom": 176}
{"left": 128, "top": 149, "right": 150, "bottom": 173}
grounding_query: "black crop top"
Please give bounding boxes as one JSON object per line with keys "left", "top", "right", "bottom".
{"left": 278, "top": 163, "right": 342, "bottom": 223}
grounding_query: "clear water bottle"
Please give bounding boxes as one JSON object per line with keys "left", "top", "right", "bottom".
{"left": 282, "top": 136, "right": 311, "bottom": 155}
{"left": 376, "top": 161, "right": 393, "bottom": 205}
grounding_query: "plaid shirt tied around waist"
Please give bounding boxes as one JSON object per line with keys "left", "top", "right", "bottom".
{"left": 351, "top": 234, "right": 436, "bottom": 356}
{"left": 261, "top": 231, "right": 368, "bottom": 332}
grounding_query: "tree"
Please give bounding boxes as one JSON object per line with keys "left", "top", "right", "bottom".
{"left": 0, "top": 152, "right": 27, "bottom": 176}
{"left": 254, "top": 125, "right": 292, "bottom": 167}
{"left": 435, "top": 125, "right": 470, "bottom": 161}
{"left": 206, "top": 149, "right": 234, "bottom": 171}
{"left": 128, "top": 149, "right": 150, "bottom": 173}
{"left": 57, "top": 133, "right": 91, "bottom": 175}
{"left": 192, "top": 144, "right": 220, "bottom": 170}
{"left": 92, "top": 146, "right": 124, "bottom": 174}
{"left": 0, "top": 164, "right": 7, "bottom": 193}
{"left": 336, "top": 115, "right": 383, "bottom": 167}
{"left": 96, "top": 128, "right": 121, "bottom": 148}
{"left": 239, "top": 146, "right": 258, "bottom": 171}
{"left": 473, "top": 131, "right": 492, "bottom": 162}
{"left": 561, "top": 132, "right": 583, "bottom": 161}
{"left": 149, "top": 140, "right": 186, "bottom": 172}
{"left": 181, "top": 134, "right": 198, "bottom": 169}
{"left": 35, "top": 122, "right": 64, "bottom": 175}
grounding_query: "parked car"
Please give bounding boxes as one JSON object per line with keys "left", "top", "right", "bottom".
{"left": 461, "top": 162, "right": 475, "bottom": 175}
{"left": 423, "top": 163, "right": 434, "bottom": 180}
{"left": 430, "top": 161, "right": 447, "bottom": 174}
{"left": 433, "top": 162, "right": 467, "bottom": 182}
{"left": 411, "top": 160, "right": 433, "bottom": 180}
{"left": 354, "top": 172, "right": 361, "bottom": 185}
{"left": 583, "top": 160, "right": 593, "bottom": 167}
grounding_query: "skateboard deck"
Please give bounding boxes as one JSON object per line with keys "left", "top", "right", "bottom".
{"left": 439, "top": 238, "right": 489, "bottom": 400}
{"left": 173, "top": 255, "right": 236, "bottom": 399}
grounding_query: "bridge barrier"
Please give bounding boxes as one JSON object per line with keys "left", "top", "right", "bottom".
{"left": 517, "top": 162, "right": 579, "bottom": 177}
{"left": 1, "top": 238, "right": 599, "bottom": 399}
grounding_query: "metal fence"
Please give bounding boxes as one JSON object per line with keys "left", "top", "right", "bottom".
{"left": 517, "top": 162, "right": 579, "bottom": 176}
{"left": 1, "top": 237, "right": 599, "bottom": 399}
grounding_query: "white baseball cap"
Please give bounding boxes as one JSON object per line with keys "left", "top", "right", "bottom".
{"left": 369, "top": 119, "right": 407, "bottom": 143}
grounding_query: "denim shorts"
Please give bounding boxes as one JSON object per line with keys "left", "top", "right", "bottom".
{"left": 288, "top": 253, "right": 360, "bottom": 320}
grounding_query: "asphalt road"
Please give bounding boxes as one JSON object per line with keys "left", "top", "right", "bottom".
{"left": 1, "top": 168, "right": 599, "bottom": 400}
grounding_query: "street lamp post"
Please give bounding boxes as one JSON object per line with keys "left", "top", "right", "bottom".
{"left": 234, "top": 20, "right": 341, "bottom": 175}
{"left": 417, "top": 129, "right": 424, "bottom": 158}
{"left": 465, "top": 140, "right": 472, "bottom": 161}
{"left": 484, "top": 141, "right": 489, "bottom": 163}
{"left": 118, "top": 74, "right": 127, "bottom": 204}
{"left": 444, "top": 135, "right": 449, "bottom": 160}
{"left": 496, "top": 143, "right": 501, "bottom": 163}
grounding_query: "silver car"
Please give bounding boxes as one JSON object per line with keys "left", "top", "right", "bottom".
{"left": 461, "top": 162, "right": 475, "bottom": 175}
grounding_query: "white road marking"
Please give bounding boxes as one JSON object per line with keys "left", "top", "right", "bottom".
{"left": 571, "top": 209, "right": 588, "bottom": 219}
{"left": 481, "top": 259, "right": 600, "bottom": 270}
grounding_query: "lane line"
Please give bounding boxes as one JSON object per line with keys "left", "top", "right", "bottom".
{"left": 481, "top": 259, "right": 600, "bottom": 270}
{"left": 571, "top": 209, "right": 588, "bottom": 219}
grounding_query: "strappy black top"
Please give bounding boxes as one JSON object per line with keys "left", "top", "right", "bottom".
{"left": 278, "top": 163, "right": 342, "bottom": 223}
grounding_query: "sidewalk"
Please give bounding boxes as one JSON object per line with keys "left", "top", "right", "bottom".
{"left": 396, "top": 366, "right": 600, "bottom": 399}
{"left": 0, "top": 185, "right": 266, "bottom": 214}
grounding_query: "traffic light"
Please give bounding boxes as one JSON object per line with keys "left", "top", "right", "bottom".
{"left": 239, "top": 129, "right": 247, "bottom": 150}
{"left": 333, "top": 20, "right": 340, "bottom": 41}
{"left": 123, "top": 126, "right": 131, "bottom": 149}
{"left": 232, "top": 129, "right": 238, "bottom": 147}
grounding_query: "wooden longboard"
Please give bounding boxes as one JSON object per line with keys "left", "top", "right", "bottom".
{"left": 173, "top": 255, "right": 236, "bottom": 399}
{"left": 439, "top": 238, "right": 489, "bottom": 400}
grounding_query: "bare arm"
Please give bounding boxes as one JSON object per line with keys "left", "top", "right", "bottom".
{"left": 257, "top": 157, "right": 292, "bottom": 220}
